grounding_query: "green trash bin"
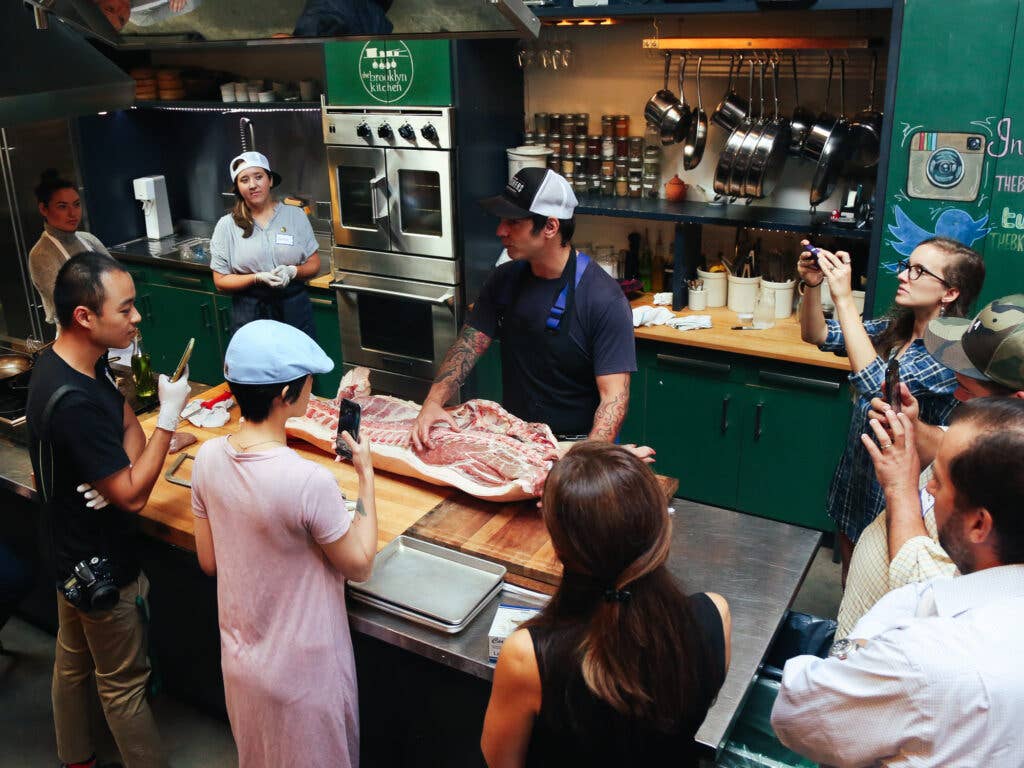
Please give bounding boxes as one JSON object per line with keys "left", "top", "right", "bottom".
{"left": 716, "top": 676, "right": 816, "bottom": 768}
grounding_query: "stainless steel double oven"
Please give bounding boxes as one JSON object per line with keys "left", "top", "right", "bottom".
{"left": 324, "top": 105, "right": 461, "bottom": 401}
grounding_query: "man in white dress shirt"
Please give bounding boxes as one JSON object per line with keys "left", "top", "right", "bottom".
{"left": 771, "top": 396, "right": 1024, "bottom": 768}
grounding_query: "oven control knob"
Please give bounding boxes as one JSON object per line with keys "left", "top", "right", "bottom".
{"left": 377, "top": 123, "right": 394, "bottom": 140}
{"left": 398, "top": 123, "right": 416, "bottom": 142}
{"left": 356, "top": 122, "right": 371, "bottom": 140}
{"left": 420, "top": 123, "right": 438, "bottom": 143}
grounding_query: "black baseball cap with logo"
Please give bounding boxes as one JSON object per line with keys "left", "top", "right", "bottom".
{"left": 479, "top": 167, "right": 579, "bottom": 220}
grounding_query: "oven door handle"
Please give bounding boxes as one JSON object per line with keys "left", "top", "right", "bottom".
{"left": 330, "top": 281, "right": 455, "bottom": 307}
{"left": 370, "top": 174, "right": 389, "bottom": 222}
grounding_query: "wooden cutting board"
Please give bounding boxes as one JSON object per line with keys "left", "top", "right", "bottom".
{"left": 406, "top": 475, "right": 679, "bottom": 588}
{"left": 137, "top": 383, "right": 454, "bottom": 553}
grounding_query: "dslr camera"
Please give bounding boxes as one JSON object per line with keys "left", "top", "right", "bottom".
{"left": 61, "top": 556, "right": 119, "bottom": 612}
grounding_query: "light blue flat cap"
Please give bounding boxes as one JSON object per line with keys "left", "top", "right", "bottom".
{"left": 223, "top": 319, "right": 334, "bottom": 384}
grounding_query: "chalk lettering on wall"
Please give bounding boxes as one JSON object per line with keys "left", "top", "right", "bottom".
{"left": 1000, "top": 207, "right": 1024, "bottom": 230}
{"left": 994, "top": 175, "right": 1024, "bottom": 193}
{"left": 989, "top": 231, "right": 1024, "bottom": 252}
{"left": 985, "top": 117, "right": 1024, "bottom": 159}
{"left": 887, "top": 204, "right": 991, "bottom": 255}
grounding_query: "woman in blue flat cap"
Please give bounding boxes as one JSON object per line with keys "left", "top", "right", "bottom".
{"left": 191, "top": 321, "right": 375, "bottom": 768}
{"left": 210, "top": 152, "right": 321, "bottom": 338}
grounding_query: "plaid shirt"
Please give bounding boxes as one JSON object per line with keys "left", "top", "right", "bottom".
{"left": 820, "top": 319, "right": 958, "bottom": 540}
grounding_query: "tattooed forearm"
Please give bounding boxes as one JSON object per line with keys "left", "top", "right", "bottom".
{"left": 355, "top": 499, "right": 367, "bottom": 518}
{"left": 430, "top": 325, "right": 491, "bottom": 402}
{"left": 589, "top": 377, "right": 630, "bottom": 442}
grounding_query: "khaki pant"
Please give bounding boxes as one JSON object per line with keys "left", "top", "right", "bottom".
{"left": 53, "top": 571, "right": 168, "bottom": 768}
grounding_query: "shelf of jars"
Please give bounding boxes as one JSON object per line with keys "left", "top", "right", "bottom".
{"left": 574, "top": 194, "right": 872, "bottom": 239}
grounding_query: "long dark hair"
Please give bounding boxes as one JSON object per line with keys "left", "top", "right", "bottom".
{"left": 231, "top": 195, "right": 256, "bottom": 239}
{"left": 526, "top": 442, "right": 712, "bottom": 730}
{"left": 35, "top": 168, "right": 76, "bottom": 207}
{"left": 874, "top": 237, "right": 985, "bottom": 357}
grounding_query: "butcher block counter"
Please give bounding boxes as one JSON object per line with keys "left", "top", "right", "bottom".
{"left": 629, "top": 294, "right": 852, "bottom": 371}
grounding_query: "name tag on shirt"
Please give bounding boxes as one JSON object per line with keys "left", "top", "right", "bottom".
{"left": 275, "top": 233, "right": 294, "bottom": 246}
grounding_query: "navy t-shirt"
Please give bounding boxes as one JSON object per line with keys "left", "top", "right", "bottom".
{"left": 27, "top": 349, "right": 137, "bottom": 584}
{"left": 467, "top": 257, "right": 637, "bottom": 377}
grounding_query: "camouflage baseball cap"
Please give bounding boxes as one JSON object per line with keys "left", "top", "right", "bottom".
{"left": 925, "top": 294, "right": 1024, "bottom": 389}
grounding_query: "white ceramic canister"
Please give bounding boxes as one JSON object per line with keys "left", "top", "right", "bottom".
{"left": 727, "top": 274, "right": 761, "bottom": 314}
{"left": 688, "top": 288, "right": 707, "bottom": 311}
{"left": 762, "top": 278, "right": 796, "bottom": 318}
{"left": 696, "top": 268, "right": 727, "bottom": 307}
{"left": 507, "top": 145, "right": 553, "bottom": 181}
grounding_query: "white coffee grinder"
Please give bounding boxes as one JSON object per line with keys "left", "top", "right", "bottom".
{"left": 132, "top": 175, "right": 174, "bottom": 240}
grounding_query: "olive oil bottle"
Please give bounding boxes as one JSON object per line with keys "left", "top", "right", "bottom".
{"left": 131, "top": 333, "right": 156, "bottom": 399}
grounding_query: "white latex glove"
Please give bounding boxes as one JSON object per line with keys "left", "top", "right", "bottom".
{"left": 156, "top": 367, "right": 192, "bottom": 432}
{"left": 271, "top": 264, "right": 298, "bottom": 287}
{"left": 253, "top": 270, "right": 285, "bottom": 288}
{"left": 76, "top": 483, "right": 109, "bottom": 510}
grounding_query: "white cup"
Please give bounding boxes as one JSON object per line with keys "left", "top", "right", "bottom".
{"left": 257, "top": 90, "right": 276, "bottom": 103}
{"left": 233, "top": 82, "right": 249, "bottom": 102}
{"left": 299, "top": 79, "right": 316, "bottom": 101}
{"left": 247, "top": 86, "right": 260, "bottom": 102}
{"left": 688, "top": 289, "right": 707, "bottom": 311}
{"left": 219, "top": 82, "right": 236, "bottom": 102}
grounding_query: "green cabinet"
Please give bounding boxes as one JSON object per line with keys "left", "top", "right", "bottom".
{"left": 633, "top": 342, "right": 851, "bottom": 531}
{"left": 310, "top": 291, "right": 343, "bottom": 398}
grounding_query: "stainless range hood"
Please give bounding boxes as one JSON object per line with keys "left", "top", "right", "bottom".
{"left": 0, "top": 3, "right": 134, "bottom": 126}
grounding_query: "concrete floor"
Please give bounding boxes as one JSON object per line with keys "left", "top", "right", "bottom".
{"left": 0, "top": 545, "right": 841, "bottom": 767}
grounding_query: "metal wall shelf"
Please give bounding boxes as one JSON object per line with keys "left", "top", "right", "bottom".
{"left": 130, "top": 100, "right": 321, "bottom": 113}
{"left": 573, "top": 194, "right": 872, "bottom": 239}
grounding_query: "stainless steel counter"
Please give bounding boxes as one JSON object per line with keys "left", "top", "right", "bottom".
{"left": 0, "top": 437, "right": 819, "bottom": 756}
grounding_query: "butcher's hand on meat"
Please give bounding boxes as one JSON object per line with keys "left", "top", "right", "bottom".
{"left": 411, "top": 398, "right": 460, "bottom": 452}
{"left": 623, "top": 443, "right": 657, "bottom": 464}
{"left": 156, "top": 367, "right": 192, "bottom": 433}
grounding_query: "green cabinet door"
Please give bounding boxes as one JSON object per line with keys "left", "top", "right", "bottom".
{"left": 310, "top": 291, "right": 343, "bottom": 398}
{"left": 146, "top": 285, "right": 223, "bottom": 385}
{"left": 736, "top": 372, "right": 850, "bottom": 530}
{"left": 644, "top": 352, "right": 742, "bottom": 509}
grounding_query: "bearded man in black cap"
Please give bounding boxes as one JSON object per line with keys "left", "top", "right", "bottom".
{"left": 412, "top": 168, "right": 651, "bottom": 459}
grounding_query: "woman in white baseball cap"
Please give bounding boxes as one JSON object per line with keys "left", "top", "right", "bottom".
{"left": 209, "top": 151, "right": 321, "bottom": 339}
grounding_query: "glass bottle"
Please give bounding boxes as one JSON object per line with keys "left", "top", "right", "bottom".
{"left": 131, "top": 333, "right": 156, "bottom": 399}
{"left": 639, "top": 228, "right": 653, "bottom": 292}
{"left": 649, "top": 230, "right": 665, "bottom": 293}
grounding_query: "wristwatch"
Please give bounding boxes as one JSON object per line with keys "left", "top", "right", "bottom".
{"left": 828, "top": 638, "right": 860, "bottom": 660}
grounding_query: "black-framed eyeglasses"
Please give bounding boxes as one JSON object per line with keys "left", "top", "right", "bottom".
{"left": 896, "top": 259, "right": 951, "bottom": 287}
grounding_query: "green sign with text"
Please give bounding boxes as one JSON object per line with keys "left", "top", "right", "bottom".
{"left": 325, "top": 39, "right": 452, "bottom": 106}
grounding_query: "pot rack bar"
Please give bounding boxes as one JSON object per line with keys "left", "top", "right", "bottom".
{"left": 642, "top": 37, "right": 872, "bottom": 51}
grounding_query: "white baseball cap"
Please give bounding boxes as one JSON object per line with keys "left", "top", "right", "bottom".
{"left": 224, "top": 320, "right": 334, "bottom": 384}
{"left": 229, "top": 151, "right": 282, "bottom": 187}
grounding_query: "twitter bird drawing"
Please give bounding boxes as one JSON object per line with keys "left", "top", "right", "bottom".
{"left": 887, "top": 205, "right": 991, "bottom": 256}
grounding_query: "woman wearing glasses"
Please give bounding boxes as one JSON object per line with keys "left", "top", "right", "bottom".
{"left": 797, "top": 237, "right": 984, "bottom": 579}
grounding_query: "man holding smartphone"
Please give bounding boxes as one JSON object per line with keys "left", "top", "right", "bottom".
{"left": 836, "top": 294, "right": 1024, "bottom": 637}
{"left": 27, "top": 252, "right": 192, "bottom": 768}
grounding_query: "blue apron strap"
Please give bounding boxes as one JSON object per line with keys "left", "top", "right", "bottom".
{"left": 546, "top": 251, "right": 590, "bottom": 331}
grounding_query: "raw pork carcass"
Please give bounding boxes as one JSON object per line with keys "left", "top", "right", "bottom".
{"left": 286, "top": 367, "right": 558, "bottom": 501}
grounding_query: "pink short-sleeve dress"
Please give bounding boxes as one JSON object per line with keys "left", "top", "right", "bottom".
{"left": 192, "top": 437, "right": 358, "bottom": 768}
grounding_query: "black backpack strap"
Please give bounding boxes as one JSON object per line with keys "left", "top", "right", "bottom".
{"left": 36, "top": 384, "right": 83, "bottom": 503}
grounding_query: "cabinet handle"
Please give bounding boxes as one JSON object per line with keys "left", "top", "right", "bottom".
{"left": 164, "top": 273, "right": 205, "bottom": 288}
{"left": 309, "top": 296, "right": 335, "bottom": 308}
{"left": 754, "top": 402, "right": 764, "bottom": 441}
{"left": 759, "top": 370, "right": 840, "bottom": 393}
{"left": 720, "top": 395, "right": 730, "bottom": 434}
{"left": 218, "top": 306, "right": 232, "bottom": 335}
{"left": 200, "top": 303, "right": 213, "bottom": 332}
{"left": 657, "top": 353, "right": 731, "bottom": 376}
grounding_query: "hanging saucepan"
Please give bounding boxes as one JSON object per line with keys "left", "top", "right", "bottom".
{"left": 713, "top": 58, "right": 756, "bottom": 198}
{"left": 809, "top": 56, "right": 851, "bottom": 207}
{"left": 0, "top": 339, "right": 55, "bottom": 387}
{"left": 683, "top": 55, "right": 709, "bottom": 170}
{"left": 801, "top": 54, "right": 839, "bottom": 163}
{"left": 729, "top": 58, "right": 768, "bottom": 198}
{"left": 644, "top": 52, "right": 689, "bottom": 145}
{"left": 788, "top": 54, "right": 815, "bottom": 157}
{"left": 712, "top": 54, "right": 749, "bottom": 132}
{"left": 745, "top": 57, "right": 792, "bottom": 199}
{"left": 847, "top": 50, "right": 884, "bottom": 169}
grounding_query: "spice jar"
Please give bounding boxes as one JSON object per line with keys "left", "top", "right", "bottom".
{"left": 628, "top": 178, "right": 643, "bottom": 198}
{"left": 549, "top": 113, "right": 563, "bottom": 135}
{"left": 601, "top": 175, "right": 615, "bottom": 196}
{"left": 601, "top": 136, "right": 615, "bottom": 159}
{"left": 615, "top": 175, "right": 628, "bottom": 197}
{"left": 524, "top": 131, "right": 536, "bottom": 146}
{"left": 615, "top": 136, "right": 628, "bottom": 158}
{"left": 585, "top": 135, "right": 601, "bottom": 155}
{"left": 534, "top": 112, "right": 549, "bottom": 134}
{"left": 548, "top": 134, "right": 561, "bottom": 154}
{"left": 589, "top": 174, "right": 602, "bottom": 193}
{"left": 586, "top": 154, "right": 600, "bottom": 176}
{"left": 642, "top": 172, "right": 660, "bottom": 198}
{"left": 573, "top": 175, "right": 588, "bottom": 194}
{"left": 547, "top": 153, "right": 561, "bottom": 172}
{"left": 561, "top": 155, "right": 575, "bottom": 175}
{"left": 562, "top": 135, "right": 576, "bottom": 156}
{"left": 628, "top": 136, "right": 643, "bottom": 160}
{"left": 601, "top": 115, "right": 614, "bottom": 138}
{"left": 576, "top": 113, "right": 590, "bottom": 135}
{"left": 614, "top": 115, "right": 630, "bottom": 137}
{"left": 601, "top": 158, "right": 615, "bottom": 177}
{"left": 614, "top": 158, "right": 628, "bottom": 177}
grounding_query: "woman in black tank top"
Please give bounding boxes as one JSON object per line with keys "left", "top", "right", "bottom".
{"left": 481, "top": 442, "right": 731, "bottom": 767}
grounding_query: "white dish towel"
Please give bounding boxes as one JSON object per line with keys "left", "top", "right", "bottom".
{"left": 632, "top": 306, "right": 713, "bottom": 331}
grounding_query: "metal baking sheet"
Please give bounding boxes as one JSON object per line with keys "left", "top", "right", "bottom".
{"left": 349, "top": 581, "right": 503, "bottom": 634}
{"left": 348, "top": 536, "right": 506, "bottom": 626}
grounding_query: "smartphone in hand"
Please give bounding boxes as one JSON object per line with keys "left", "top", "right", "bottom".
{"left": 885, "top": 358, "right": 902, "bottom": 413}
{"left": 335, "top": 398, "right": 361, "bottom": 460}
